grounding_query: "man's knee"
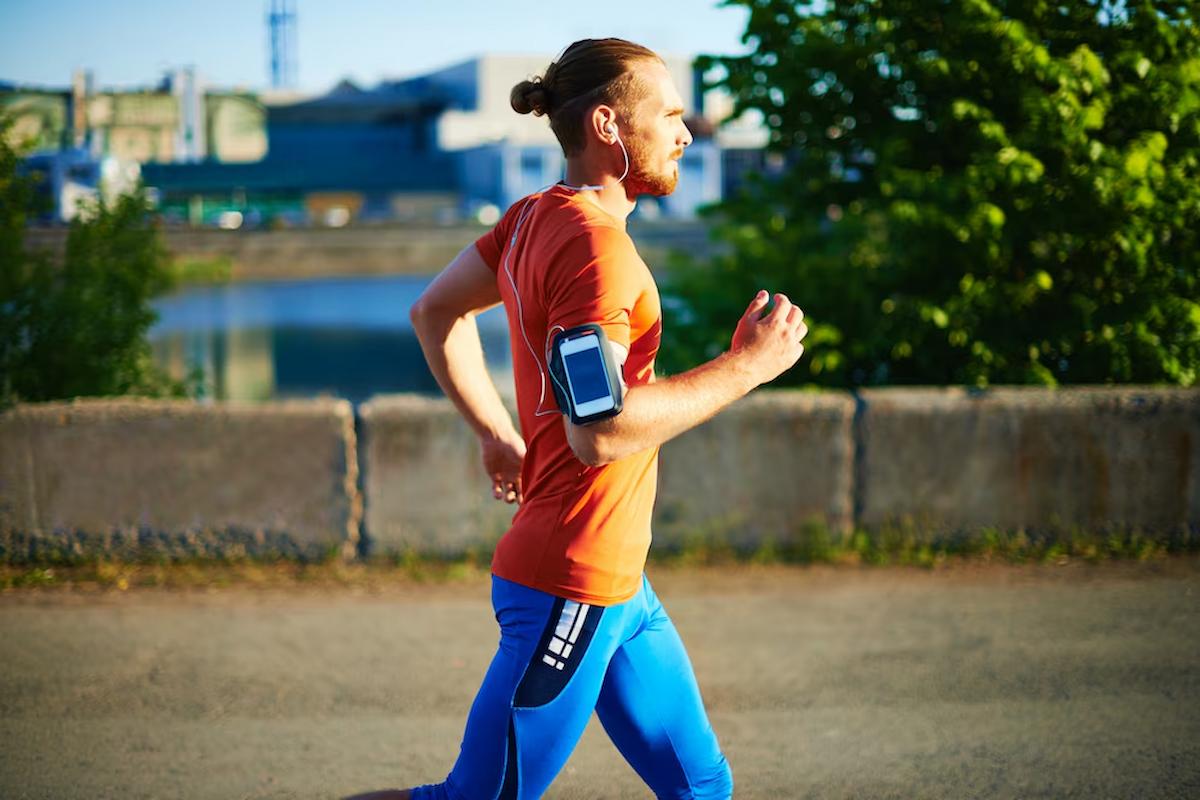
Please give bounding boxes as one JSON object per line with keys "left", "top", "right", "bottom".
{"left": 689, "top": 756, "right": 733, "bottom": 800}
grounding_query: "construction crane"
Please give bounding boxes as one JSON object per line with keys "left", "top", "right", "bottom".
{"left": 267, "top": 0, "right": 297, "bottom": 89}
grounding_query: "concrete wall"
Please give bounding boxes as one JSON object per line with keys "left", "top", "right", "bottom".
{"left": 356, "top": 392, "right": 856, "bottom": 556}
{"left": 655, "top": 392, "right": 855, "bottom": 547}
{"left": 356, "top": 395, "right": 516, "bottom": 556}
{"left": 22, "top": 222, "right": 717, "bottom": 281}
{"left": 1, "top": 388, "right": 1196, "bottom": 563}
{"left": 0, "top": 397, "right": 360, "bottom": 561}
{"left": 857, "top": 387, "right": 1200, "bottom": 533}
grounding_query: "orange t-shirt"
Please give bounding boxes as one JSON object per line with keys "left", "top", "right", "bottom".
{"left": 474, "top": 183, "right": 663, "bottom": 606}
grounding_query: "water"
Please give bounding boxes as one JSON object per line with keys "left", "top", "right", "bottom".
{"left": 148, "top": 274, "right": 513, "bottom": 404}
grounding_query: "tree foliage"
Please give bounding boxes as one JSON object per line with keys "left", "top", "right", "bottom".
{"left": 663, "top": 0, "right": 1200, "bottom": 386}
{"left": 1, "top": 121, "right": 190, "bottom": 409}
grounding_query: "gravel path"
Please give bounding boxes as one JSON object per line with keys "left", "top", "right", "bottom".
{"left": 1, "top": 557, "right": 1198, "bottom": 799}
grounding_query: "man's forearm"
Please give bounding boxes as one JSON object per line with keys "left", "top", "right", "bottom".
{"left": 412, "top": 310, "right": 517, "bottom": 442}
{"left": 567, "top": 349, "right": 758, "bottom": 465}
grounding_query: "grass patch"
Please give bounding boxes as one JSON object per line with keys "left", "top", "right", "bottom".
{"left": 0, "top": 526, "right": 343, "bottom": 568}
{"left": 1, "top": 524, "right": 1194, "bottom": 592}
{"left": 0, "top": 554, "right": 491, "bottom": 592}
{"left": 167, "top": 254, "right": 234, "bottom": 285}
{"left": 646, "top": 520, "right": 1197, "bottom": 570}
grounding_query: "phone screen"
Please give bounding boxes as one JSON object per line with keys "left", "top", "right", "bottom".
{"left": 564, "top": 346, "right": 611, "bottom": 404}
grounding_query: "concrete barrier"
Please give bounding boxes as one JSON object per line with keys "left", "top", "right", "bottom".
{"left": 0, "top": 397, "right": 360, "bottom": 561}
{"left": 655, "top": 391, "right": 856, "bottom": 549}
{"left": 23, "top": 222, "right": 715, "bottom": 281}
{"left": 856, "top": 387, "right": 1200, "bottom": 533}
{"left": 3, "top": 388, "right": 1195, "bottom": 563}
{"left": 357, "top": 395, "right": 516, "bottom": 556}
{"left": 358, "top": 391, "right": 856, "bottom": 557}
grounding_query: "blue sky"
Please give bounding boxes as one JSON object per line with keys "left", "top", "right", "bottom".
{"left": 0, "top": 1, "right": 753, "bottom": 93}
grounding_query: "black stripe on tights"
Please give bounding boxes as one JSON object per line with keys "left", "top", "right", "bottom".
{"left": 513, "top": 597, "right": 603, "bottom": 709}
{"left": 498, "top": 715, "right": 519, "bottom": 799}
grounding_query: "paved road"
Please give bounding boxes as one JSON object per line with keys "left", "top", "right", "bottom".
{"left": 1, "top": 558, "right": 1198, "bottom": 799}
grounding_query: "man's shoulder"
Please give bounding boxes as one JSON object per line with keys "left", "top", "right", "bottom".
{"left": 553, "top": 217, "right": 641, "bottom": 262}
{"left": 533, "top": 190, "right": 630, "bottom": 240}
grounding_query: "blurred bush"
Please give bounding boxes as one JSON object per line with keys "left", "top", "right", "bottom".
{"left": 663, "top": 0, "right": 1199, "bottom": 387}
{"left": 1, "top": 118, "right": 193, "bottom": 409}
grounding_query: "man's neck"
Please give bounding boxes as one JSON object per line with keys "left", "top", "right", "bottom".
{"left": 562, "top": 160, "right": 637, "bottom": 223}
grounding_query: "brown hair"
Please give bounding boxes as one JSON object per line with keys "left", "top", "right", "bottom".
{"left": 511, "top": 38, "right": 663, "bottom": 156}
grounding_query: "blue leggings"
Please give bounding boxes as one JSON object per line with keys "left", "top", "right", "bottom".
{"left": 411, "top": 572, "right": 732, "bottom": 800}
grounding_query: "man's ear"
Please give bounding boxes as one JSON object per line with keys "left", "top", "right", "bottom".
{"left": 590, "top": 105, "right": 619, "bottom": 143}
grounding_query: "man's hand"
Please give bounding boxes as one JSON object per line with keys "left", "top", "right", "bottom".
{"left": 481, "top": 430, "right": 526, "bottom": 504}
{"left": 730, "top": 290, "right": 809, "bottom": 387}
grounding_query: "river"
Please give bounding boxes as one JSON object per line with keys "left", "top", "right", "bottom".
{"left": 148, "top": 274, "right": 512, "bottom": 404}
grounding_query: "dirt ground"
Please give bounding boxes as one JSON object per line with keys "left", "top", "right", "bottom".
{"left": 1, "top": 557, "right": 1198, "bottom": 799}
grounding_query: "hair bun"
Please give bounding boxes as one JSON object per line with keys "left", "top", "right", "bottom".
{"left": 511, "top": 78, "right": 552, "bottom": 116}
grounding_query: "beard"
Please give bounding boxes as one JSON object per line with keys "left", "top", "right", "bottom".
{"left": 621, "top": 133, "right": 679, "bottom": 197}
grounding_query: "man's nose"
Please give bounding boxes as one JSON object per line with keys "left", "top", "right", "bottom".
{"left": 681, "top": 124, "right": 693, "bottom": 148}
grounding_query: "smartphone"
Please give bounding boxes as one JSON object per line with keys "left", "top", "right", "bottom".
{"left": 550, "top": 325, "right": 623, "bottom": 425}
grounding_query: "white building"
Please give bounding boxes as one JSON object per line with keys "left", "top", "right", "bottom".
{"left": 410, "top": 54, "right": 763, "bottom": 219}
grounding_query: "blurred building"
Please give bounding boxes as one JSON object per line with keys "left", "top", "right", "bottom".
{"left": 4, "top": 57, "right": 769, "bottom": 226}
{"left": 435, "top": 55, "right": 727, "bottom": 220}
{"left": 141, "top": 77, "right": 459, "bottom": 227}
{"left": 2, "top": 67, "right": 266, "bottom": 221}
{"left": 1, "top": 67, "right": 265, "bottom": 165}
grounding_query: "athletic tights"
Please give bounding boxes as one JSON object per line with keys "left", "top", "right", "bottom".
{"left": 410, "top": 572, "right": 733, "bottom": 799}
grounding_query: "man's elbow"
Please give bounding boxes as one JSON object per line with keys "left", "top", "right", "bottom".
{"left": 410, "top": 294, "right": 456, "bottom": 334}
{"left": 409, "top": 295, "right": 431, "bottom": 329}
{"left": 567, "top": 427, "right": 616, "bottom": 467}
{"left": 409, "top": 296, "right": 424, "bottom": 330}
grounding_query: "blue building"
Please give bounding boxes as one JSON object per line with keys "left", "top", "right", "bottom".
{"left": 141, "top": 54, "right": 764, "bottom": 225}
{"left": 143, "top": 78, "right": 458, "bottom": 225}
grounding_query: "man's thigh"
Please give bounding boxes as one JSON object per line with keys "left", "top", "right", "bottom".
{"left": 423, "top": 576, "right": 641, "bottom": 800}
{"left": 594, "top": 594, "right": 733, "bottom": 799}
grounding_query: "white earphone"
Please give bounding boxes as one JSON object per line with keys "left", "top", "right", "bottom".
{"left": 561, "top": 120, "right": 629, "bottom": 191}
{"left": 501, "top": 119, "right": 630, "bottom": 416}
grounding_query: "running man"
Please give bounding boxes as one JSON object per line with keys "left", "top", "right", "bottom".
{"left": 358, "top": 38, "right": 807, "bottom": 800}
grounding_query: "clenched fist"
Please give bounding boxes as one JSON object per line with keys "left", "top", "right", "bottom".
{"left": 730, "top": 290, "right": 809, "bottom": 387}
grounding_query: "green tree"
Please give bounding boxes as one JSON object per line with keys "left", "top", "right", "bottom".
{"left": 664, "top": 0, "right": 1200, "bottom": 387}
{"left": 1, "top": 120, "right": 192, "bottom": 409}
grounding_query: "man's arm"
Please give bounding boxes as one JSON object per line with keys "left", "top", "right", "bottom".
{"left": 564, "top": 290, "right": 807, "bottom": 467}
{"left": 410, "top": 243, "right": 526, "bottom": 503}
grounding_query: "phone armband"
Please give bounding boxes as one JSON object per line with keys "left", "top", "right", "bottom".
{"left": 548, "top": 323, "right": 624, "bottom": 426}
